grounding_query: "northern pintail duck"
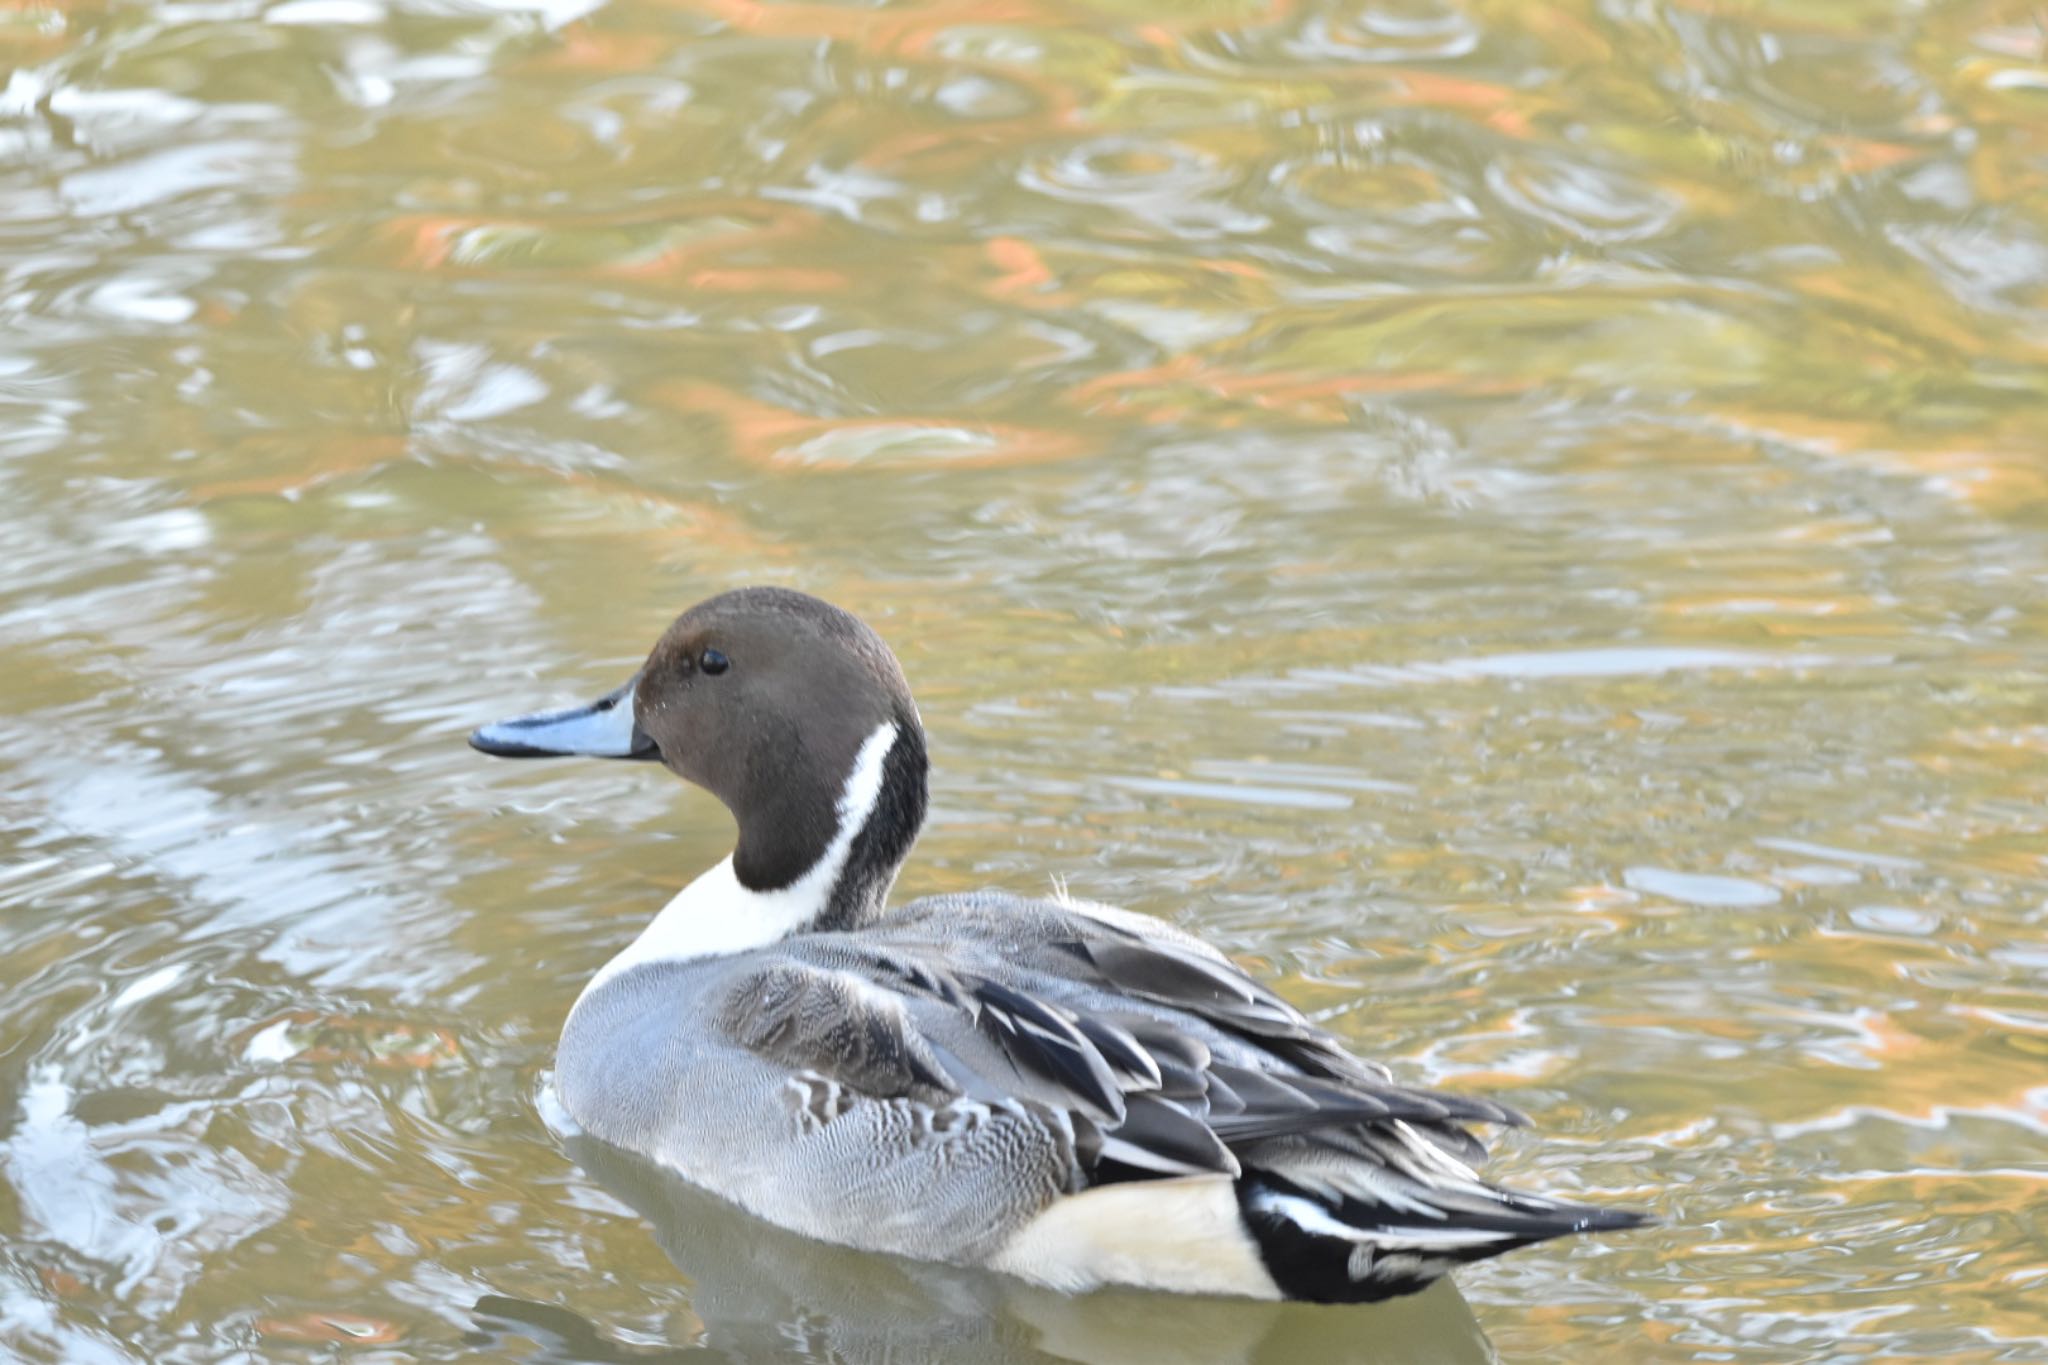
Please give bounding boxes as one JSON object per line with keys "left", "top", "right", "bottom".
{"left": 472, "top": 587, "right": 1647, "bottom": 1303}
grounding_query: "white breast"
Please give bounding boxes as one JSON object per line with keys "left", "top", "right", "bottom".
{"left": 569, "top": 721, "right": 899, "bottom": 1012}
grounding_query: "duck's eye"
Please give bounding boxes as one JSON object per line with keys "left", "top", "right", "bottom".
{"left": 700, "top": 648, "right": 730, "bottom": 676}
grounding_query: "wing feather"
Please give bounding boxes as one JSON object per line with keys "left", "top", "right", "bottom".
{"left": 739, "top": 899, "right": 1530, "bottom": 1203}
{"left": 970, "top": 979, "right": 1126, "bottom": 1122}
{"left": 720, "top": 962, "right": 957, "bottom": 1100}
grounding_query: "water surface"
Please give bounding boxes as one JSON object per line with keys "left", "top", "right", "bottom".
{"left": 3, "top": 0, "right": 2047, "bottom": 1359}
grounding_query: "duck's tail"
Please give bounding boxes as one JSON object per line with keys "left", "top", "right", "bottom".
{"left": 1232, "top": 1123, "right": 1651, "bottom": 1304}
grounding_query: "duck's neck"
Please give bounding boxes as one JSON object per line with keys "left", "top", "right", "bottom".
{"left": 580, "top": 719, "right": 927, "bottom": 995}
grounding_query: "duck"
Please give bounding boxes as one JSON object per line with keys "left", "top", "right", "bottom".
{"left": 470, "top": 586, "right": 1648, "bottom": 1304}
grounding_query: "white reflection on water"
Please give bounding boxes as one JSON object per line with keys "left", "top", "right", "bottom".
{"left": 16, "top": 740, "right": 407, "bottom": 978}
{"left": 1301, "top": 646, "right": 1841, "bottom": 686}
{"left": 1622, "top": 867, "right": 1781, "bottom": 908}
{"left": 1108, "top": 775, "right": 1356, "bottom": 811}
{"left": 8, "top": 1067, "right": 289, "bottom": 1309}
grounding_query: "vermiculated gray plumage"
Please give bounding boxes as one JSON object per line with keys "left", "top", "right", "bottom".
{"left": 558, "top": 889, "right": 1647, "bottom": 1301}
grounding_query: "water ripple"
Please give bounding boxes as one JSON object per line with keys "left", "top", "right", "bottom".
{"left": 2, "top": 0, "right": 2047, "bottom": 1358}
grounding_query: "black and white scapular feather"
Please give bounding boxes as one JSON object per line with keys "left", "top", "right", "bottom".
{"left": 471, "top": 587, "right": 1651, "bottom": 1303}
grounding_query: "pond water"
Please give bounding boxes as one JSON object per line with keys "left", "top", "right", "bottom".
{"left": 3, "top": 0, "right": 2047, "bottom": 1359}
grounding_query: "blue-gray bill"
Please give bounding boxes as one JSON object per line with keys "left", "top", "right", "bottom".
{"left": 468, "top": 675, "right": 659, "bottom": 760}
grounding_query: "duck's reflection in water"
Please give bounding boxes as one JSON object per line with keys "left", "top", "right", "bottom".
{"left": 472, "top": 1134, "right": 1498, "bottom": 1364}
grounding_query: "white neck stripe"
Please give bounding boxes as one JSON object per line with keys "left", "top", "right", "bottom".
{"left": 573, "top": 720, "right": 899, "bottom": 1003}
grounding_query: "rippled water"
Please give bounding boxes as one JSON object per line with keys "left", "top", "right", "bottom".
{"left": 4, "top": 0, "right": 2047, "bottom": 1359}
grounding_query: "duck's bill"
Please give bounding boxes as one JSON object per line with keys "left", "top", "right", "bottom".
{"left": 468, "top": 675, "right": 659, "bottom": 761}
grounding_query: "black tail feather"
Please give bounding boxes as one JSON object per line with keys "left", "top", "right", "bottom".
{"left": 1234, "top": 1172, "right": 1651, "bottom": 1305}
